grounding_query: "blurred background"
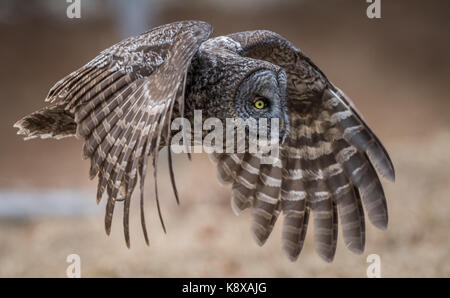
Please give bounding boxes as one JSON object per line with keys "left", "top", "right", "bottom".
{"left": 0, "top": 0, "right": 449, "bottom": 277}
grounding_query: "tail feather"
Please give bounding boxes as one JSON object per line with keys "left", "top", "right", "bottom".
{"left": 14, "top": 104, "right": 76, "bottom": 140}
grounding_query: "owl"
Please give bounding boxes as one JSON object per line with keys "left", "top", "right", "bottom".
{"left": 14, "top": 20, "right": 394, "bottom": 262}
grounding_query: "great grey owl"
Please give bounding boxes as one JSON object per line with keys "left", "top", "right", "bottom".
{"left": 14, "top": 20, "right": 394, "bottom": 262}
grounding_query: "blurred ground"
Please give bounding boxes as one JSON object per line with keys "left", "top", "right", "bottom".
{"left": 0, "top": 0, "right": 449, "bottom": 277}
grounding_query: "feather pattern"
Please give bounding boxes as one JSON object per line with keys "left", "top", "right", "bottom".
{"left": 213, "top": 29, "right": 395, "bottom": 262}
{"left": 15, "top": 20, "right": 213, "bottom": 247}
{"left": 15, "top": 22, "right": 393, "bottom": 262}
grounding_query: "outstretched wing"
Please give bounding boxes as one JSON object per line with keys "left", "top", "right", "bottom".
{"left": 212, "top": 30, "right": 395, "bottom": 262}
{"left": 16, "top": 20, "right": 213, "bottom": 247}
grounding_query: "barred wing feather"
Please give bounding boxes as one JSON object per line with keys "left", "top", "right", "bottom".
{"left": 15, "top": 21, "right": 213, "bottom": 247}
{"left": 214, "top": 30, "right": 395, "bottom": 261}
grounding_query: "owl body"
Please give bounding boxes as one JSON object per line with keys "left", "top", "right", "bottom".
{"left": 14, "top": 21, "right": 394, "bottom": 262}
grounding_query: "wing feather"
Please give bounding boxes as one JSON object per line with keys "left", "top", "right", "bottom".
{"left": 252, "top": 160, "right": 282, "bottom": 245}
{"left": 103, "top": 84, "right": 149, "bottom": 235}
{"left": 15, "top": 20, "right": 213, "bottom": 247}
{"left": 216, "top": 29, "right": 394, "bottom": 261}
{"left": 231, "top": 153, "right": 261, "bottom": 214}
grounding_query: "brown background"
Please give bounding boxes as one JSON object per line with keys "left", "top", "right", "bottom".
{"left": 0, "top": 0, "right": 449, "bottom": 277}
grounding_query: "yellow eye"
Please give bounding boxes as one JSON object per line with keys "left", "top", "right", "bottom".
{"left": 253, "top": 97, "right": 266, "bottom": 109}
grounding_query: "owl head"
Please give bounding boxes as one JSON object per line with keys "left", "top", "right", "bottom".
{"left": 186, "top": 37, "right": 290, "bottom": 151}
{"left": 234, "top": 67, "right": 289, "bottom": 145}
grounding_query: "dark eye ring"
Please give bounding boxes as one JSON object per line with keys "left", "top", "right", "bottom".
{"left": 253, "top": 96, "right": 268, "bottom": 110}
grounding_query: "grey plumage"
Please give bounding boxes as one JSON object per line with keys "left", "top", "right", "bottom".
{"left": 14, "top": 20, "right": 394, "bottom": 262}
